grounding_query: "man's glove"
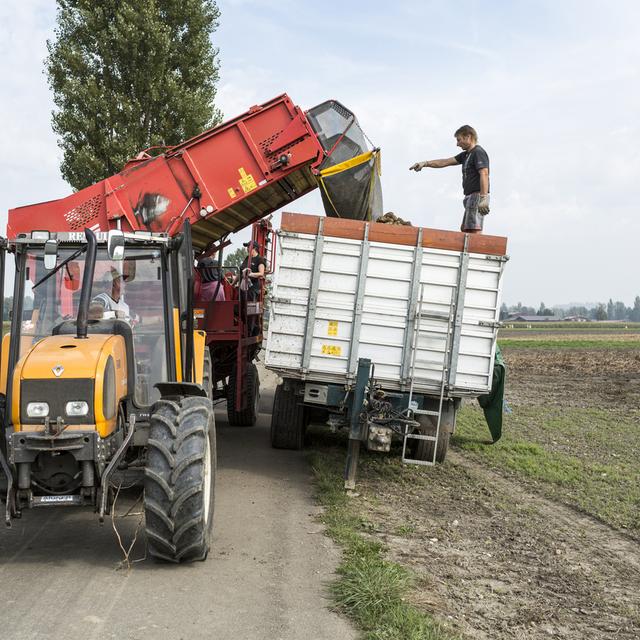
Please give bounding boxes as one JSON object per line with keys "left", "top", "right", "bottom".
{"left": 478, "top": 194, "right": 490, "bottom": 215}
{"left": 409, "top": 161, "right": 427, "bottom": 171}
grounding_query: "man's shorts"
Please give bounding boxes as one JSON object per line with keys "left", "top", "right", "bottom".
{"left": 461, "top": 193, "right": 485, "bottom": 232}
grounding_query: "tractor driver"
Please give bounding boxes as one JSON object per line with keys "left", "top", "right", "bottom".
{"left": 89, "top": 268, "right": 132, "bottom": 320}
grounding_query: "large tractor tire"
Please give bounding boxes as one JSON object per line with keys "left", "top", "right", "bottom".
{"left": 410, "top": 418, "right": 450, "bottom": 464}
{"left": 270, "top": 382, "right": 305, "bottom": 450}
{"left": 144, "top": 396, "right": 216, "bottom": 563}
{"left": 226, "top": 362, "right": 260, "bottom": 426}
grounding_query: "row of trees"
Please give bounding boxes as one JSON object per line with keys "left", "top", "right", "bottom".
{"left": 500, "top": 297, "right": 640, "bottom": 322}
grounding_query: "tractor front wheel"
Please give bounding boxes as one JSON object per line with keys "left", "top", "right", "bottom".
{"left": 144, "top": 396, "right": 216, "bottom": 563}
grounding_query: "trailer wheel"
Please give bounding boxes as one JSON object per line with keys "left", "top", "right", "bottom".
{"left": 410, "top": 418, "right": 450, "bottom": 464}
{"left": 270, "top": 382, "right": 305, "bottom": 450}
{"left": 144, "top": 396, "right": 216, "bottom": 563}
{"left": 226, "top": 362, "right": 260, "bottom": 426}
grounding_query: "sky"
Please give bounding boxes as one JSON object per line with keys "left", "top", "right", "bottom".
{"left": 1, "top": 0, "right": 638, "bottom": 307}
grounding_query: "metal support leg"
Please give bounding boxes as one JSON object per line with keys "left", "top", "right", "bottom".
{"left": 343, "top": 358, "right": 371, "bottom": 490}
{"left": 344, "top": 439, "right": 361, "bottom": 491}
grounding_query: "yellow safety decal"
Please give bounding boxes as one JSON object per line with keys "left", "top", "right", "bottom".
{"left": 321, "top": 344, "right": 342, "bottom": 356}
{"left": 238, "top": 167, "right": 258, "bottom": 194}
{"left": 227, "top": 187, "right": 237, "bottom": 199}
{"left": 327, "top": 321, "right": 338, "bottom": 336}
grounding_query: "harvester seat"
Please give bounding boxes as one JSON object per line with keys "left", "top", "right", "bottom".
{"left": 52, "top": 319, "right": 136, "bottom": 394}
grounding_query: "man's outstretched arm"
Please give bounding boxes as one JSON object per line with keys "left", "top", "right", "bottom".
{"left": 410, "top": 157, "right": 459, "bottom": 171}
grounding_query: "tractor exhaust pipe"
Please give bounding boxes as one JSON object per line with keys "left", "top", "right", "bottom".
{"left": 76, "top": 227, "right": 97, "bottom": 339}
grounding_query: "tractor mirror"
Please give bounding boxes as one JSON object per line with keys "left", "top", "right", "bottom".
{"left": 43, "top": 240, "right": 58, "bottom": 270}
{"left": 107, "top": 230, "right": 125, "bottom": 261}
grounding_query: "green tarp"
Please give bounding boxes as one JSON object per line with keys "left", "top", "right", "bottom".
{"left": 477, "top": 345, "right": 506, "bottom": 443}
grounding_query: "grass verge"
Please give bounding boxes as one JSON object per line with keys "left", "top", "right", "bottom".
{"left": 453, "top": 405, "right": 640, "bottom": 535}
{"left": 308, "top": 450, "right": 459, "bottom": 640}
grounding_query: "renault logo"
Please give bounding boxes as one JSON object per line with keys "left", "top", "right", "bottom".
{"left": 52, "top": 365, "right": 64, "bottom": 377}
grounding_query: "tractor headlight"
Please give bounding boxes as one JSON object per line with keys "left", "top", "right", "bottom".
{"left": 65, "top": 401, "right": 89, "bottom": 417}
{"left": 26, "top": 402, "right": 50, "bottom": 418}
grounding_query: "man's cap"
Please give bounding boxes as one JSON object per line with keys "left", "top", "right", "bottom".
{"left": 243, "top": 240, "right": 259, "bottom": 249}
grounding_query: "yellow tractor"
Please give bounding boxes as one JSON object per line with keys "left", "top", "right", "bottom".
{"left": 0, "top": 223, "right": 215, "bottom": 562}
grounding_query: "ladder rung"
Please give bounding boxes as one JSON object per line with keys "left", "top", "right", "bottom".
{"left": 413, "top": 409, "right": 440, "bottom": 416}
{"left": 413, "top": 359, "right": 448, "bottom": 367}
{"left": 417, "top": 311, "right": 450, "bottom": 320}
{"left": 404, "top": 433, "right": 438, "bottom": 442}
{"left": 402, "top": 457, "right": 436, "bottom": 466}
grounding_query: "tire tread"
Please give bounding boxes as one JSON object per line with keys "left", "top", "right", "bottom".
{"left": 144, "top": 396, "right": 215, "bottom": 563}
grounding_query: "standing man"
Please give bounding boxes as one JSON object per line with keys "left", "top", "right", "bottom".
{"left": 235, "top": 240, "right": 266, "bottom": 301}
{"left": 234, "top": 240, "right": 266, "bottom": 337}
{"left": 410, "top": 125, "right": 490, "bottom": 234}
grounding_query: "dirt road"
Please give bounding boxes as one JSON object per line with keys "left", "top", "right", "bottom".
{"left": 0, "top": 386, "right": 355, "bottom": 640}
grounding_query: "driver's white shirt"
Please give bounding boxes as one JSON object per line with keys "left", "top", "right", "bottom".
{"left": 92, "top": 292, "right": 130, "bottom": 317}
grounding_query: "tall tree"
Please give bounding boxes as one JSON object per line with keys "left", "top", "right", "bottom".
{"left": 607, "top": 298, "right": 614, "bottom": 320}
{"left": 537, "top": 302, "right": 552, "bottom": 316}
{"left": 593, "top": 304, "right": 607, "bottom": 321}
{"left": 46, "top": 0, "right": 222, "bottom": 190}
{"left": 613, "top": 301, "right": 628, "bottom": 321}
{"left": 632, "top": 296, "right": 640, "bottom": 322}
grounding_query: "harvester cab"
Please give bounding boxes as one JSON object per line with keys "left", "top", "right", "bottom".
{"left": 0, "top": 224, "right": 216, "bottom": 562}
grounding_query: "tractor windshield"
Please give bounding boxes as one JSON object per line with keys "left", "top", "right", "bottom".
{"left": 19, "top": 245, "right": 168, "bottom": 406}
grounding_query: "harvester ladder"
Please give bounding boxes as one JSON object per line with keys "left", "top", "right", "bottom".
{"left": 401, "top": 283, "right": 456, "bottom": 466}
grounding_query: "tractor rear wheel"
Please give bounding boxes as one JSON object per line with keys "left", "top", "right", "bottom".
{"left": 270, "top": 382, "right": 305, "bottom": 450}
{"left": 144, "top": 396, "right": 216, "bottom": 563}
{"left": 226, "top": 362, "right": 260, "bottom": 426}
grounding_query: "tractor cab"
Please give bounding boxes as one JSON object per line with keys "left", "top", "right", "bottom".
{"left": 11, "top": 235, "right": 172, "bottom": 408}
{"left": 0, "top": 226, "right": 216, "bottom": 563}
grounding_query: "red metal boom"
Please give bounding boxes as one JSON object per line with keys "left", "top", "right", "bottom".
{"left": 8, "top": 94, "right": 325, "bottom": 250}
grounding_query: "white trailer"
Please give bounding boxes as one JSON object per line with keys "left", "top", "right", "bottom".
{"left": 265, "top": 213, "right": 508, "bottom": 484}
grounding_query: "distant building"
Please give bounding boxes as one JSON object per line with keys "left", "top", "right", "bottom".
{"left": 562, "top": 315, "right": 590, "bottom": 322}
{"left": 505, "top": 314, "right": 559, "bottom": 322}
